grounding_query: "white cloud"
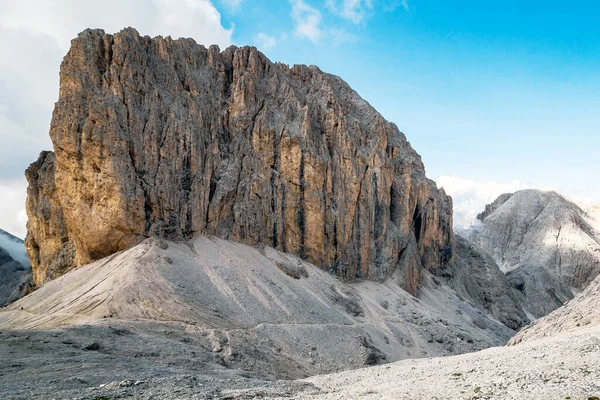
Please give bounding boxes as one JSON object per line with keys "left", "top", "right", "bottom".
{"left": 399, "top": 0, "right": 409, "bottom": 11}
{"left": 0, "top": 0, "right": 233, "bottom": 50}
{"left": 0, "top": 229, "right": 29, "bottom": 267}
{"left": 329, "top": 27, "right": 358, "bottom": 44}
{"left": 326, "top": 0, "right": 374, "bottom": 23}
{"left": 291, "top": 0, "right": 322, "bottom": 43}
{"left": 0, "top": 0, "right": 234, "bottom": 238}
{"left": 255, "top": 33, "right": 278, "bottom": 50}
{"left": 382, "top": 0, "right": 409, "bottom": 12}
{"left": 0, "top": 180, "right": 28, "bottom": 239}
{"left": 221, "top": 0, "right": 243, "bottom": 11}
{"left": 437, "top": 175, "right": 532, "bottom": 229}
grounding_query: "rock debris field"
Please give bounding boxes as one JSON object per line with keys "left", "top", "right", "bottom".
{"left": 1, "top": 236, "right": 600, "bottom": 399}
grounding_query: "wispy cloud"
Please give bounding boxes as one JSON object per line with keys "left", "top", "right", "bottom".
{"left": 325, "top": 0, "right": 374, "bottom": 24}
{"left": 382, "top": 0, "right": 409, "bottom": 12}
{"left": 329, "top": 27, "right": 357, "bottom": 44}
{"left": 291, "top": 0, "right": 322, "bottom": 43}
{"left": 220, "top": 0, "right": 243, "bottom": 11}
{"left": 255, "top": 32, "right": 278, "bottom": 50}
{"left": 0, "top": 229, "right": 29, "bottom": 266}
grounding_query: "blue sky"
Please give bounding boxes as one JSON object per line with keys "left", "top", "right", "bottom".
{"left": 0, "top": 0, "right": 598, "bottom": 235}
{"left": 221, "top": 0, "right": 600, "bottom": 224}
{"left": 223, "top": 0, "right": 600, "bottom": 193}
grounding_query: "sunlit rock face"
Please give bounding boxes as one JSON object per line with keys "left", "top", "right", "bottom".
{"left": 25, "top": 28, "right": 453, "bottom": 290}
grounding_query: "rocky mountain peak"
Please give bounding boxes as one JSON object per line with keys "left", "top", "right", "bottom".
{"left": 465, "top": 188, "right": 600, "bottom": 318}
{"left": 476, "top": 192, "right": 513, "bottom": 221}
{"left": 25, "top": 28, "right": 453, "bottom": 292}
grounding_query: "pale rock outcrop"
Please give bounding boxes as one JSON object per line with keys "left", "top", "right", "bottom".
{"left": 467, "top": 190, "right": 600, "bottom": 290}
{"left": 25, "top": 28, "right": 453, "bottom": 290}
{"left": 465, "top": 189, "right": 600, "bottom": 318}
{"left": 476, "top": 192, "right": 513, "bottom": 221}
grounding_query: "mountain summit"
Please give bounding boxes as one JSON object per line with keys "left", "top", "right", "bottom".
{"left": 466, "top": 189, "right": 600, "bottom": 318}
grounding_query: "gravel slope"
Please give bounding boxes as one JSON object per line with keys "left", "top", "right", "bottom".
{"left": 297, "top": 325, "right": 600, "bottom": 400}
{"left": 510, "top": 274, "right": 600, "bottom": 344}
{"left": 2, "top": 235, "right": 599, "bottom": 399}
{"left": 0, "top": 235, "right": 519, "bottom": 398}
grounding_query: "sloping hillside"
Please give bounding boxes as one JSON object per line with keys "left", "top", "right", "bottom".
{"left": 298, "top": 325, "right": 600, "bottom": 400}
{"left": 1, "top": 236, "right": 517, "bottom": 372}
{"left": 510, "top": 273, "right": 600, "bottom": 344}
{"left": 0, "top": 234, "right": 534, "bottom": 398}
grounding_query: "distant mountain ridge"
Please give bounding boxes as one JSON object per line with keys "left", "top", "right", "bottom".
{"left": 0, "top": 229, "right": 29, "bottom": 267}
{"left": 463, "top": 189, "right": 600, "bottom": 318}
{"left": 0, "top": 229, "right": 32, "bottom": 307}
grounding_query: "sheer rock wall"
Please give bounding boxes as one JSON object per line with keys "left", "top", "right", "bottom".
{"left": 25, "top": 28, "right": 453, "bottom": 291}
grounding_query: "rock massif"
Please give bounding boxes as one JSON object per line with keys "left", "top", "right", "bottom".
{"left": 0, "top": 229, "right": 32, "bottom": 307}
{"left": 26, "top": 28, "right": 453, "bottom": 291}
{"left": 465, "top": 189, "right": 600, "bottom": 318}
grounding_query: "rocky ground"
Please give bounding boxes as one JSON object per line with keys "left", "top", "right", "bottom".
{"left": 2, "top": 319, "right": 598, "bottom": 399}
{"left": 1, "top": 235, "right": 526, "bottom": 399}
{"left": 1, "top": 236, "right": 599, "bottom": 399}
{"left": 299, "top": 325, "right": 600, "bottom": 400}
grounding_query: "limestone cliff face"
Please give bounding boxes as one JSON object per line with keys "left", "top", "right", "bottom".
{"left": 25, "top": 152, "right": 77, "bottom": 284}
{"left": 26, "top": 28, "right": 453, "bottom": 290}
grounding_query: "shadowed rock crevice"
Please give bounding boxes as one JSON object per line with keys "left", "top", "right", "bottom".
{"left": 25, "top": 28, "right": 454, "bottom": 291}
